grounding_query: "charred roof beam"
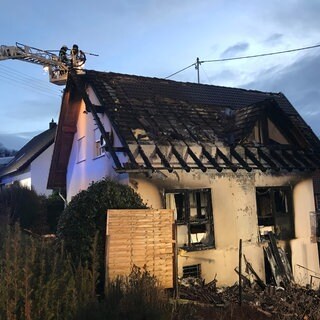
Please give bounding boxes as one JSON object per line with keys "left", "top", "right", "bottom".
{"left": 202, "top": 147, "right": 222, "bottom": 172}
{"left": 303, "top": 151, "right": 320, "bottom": 168}
{"left": 187, "top": 147, "right": 207, "bottom": 172}
{"left": 292, "top": 150, "right": 316, "bottom": 170}
{"left": 244, "top": 147, "right": 267, "bottom": 172}
{"left": 155, "top": 146, "right": 173, "bottom": 173}
{"left": 269, "top": 149, "right": 292, "bottom": 171}
{"left": 216, "top": 148, "right": 237, "bottom": 172}
{"left": 171, "top": 145, "right": 191, "bottom": 172}
{"left": 138, "top": 146, "right": 154, "bottom": 171}
{"left": 230, "top": 148, "right": 252, "bottom": 172}
{"left": 281, "top": 149, "right": 304, "bottom": 171}
{"left": 257, "top": 148, "right": 280, "bottom": 171}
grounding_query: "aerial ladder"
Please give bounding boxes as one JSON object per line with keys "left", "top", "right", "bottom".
{"left": 0, "top": 42, "right": 87, "bottom": 85}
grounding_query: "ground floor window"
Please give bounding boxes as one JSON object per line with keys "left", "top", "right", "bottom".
{"left": 182, "top": 264, "right": 201, "bottom": 278}
{"left": 256, "top": 187, "right": 294, "bottom": 240}
{"left": 165, "top": 188, "right": 214, "bottom": 250}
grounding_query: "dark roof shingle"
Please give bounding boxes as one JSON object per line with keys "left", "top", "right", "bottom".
{"left": 84, "top": 70, "right": 320, "bottom": 148}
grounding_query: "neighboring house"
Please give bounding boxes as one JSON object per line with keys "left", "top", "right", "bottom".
{"left": 0, "top": 121, "right": 57, "bottom": 196}
{"left": 0, "top": 156, "right": 15, "bottom": 168}
{"left": 48, "top": 70, "right": 320, "bottom": 287}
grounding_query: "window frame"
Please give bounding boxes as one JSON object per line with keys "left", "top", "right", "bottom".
{"left": 256, "top": 186, "right": 295, "bottom": 240}
{"left": 93, "top": 128, "right": 114, "bottom": 158}
{"left": 165, "top": 188, "right": 214, "bottom": 250}
{"left": 315, "top": 193, "right": 320, "bottom": 212}
{"left": 77, "top": 136, "right": 86, "bottom": 163}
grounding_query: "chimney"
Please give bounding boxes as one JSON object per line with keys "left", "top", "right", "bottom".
{"left": 49, "top": 119, "right": 57, "bottom": 129}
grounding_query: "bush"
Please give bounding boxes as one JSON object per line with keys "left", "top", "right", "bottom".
{"left": 0, "top": 224, "right": 97, "bottom": 320}
{"left": 56, "top": 178, "right": 146, "bottom": 289}
{"left": 0, "top": 185, "right": 64, "bottom": 234}
{"left": 45, "top": 192, "right": 65, "bottom": 233}
{"left": 75, "top": 265, "right": 171, "bottom": 320}
{"left": 0, "top": 224, "right": 171, "bottom": 320}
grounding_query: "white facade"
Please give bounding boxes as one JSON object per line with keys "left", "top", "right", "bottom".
{"left": 62, "top": 85, "right": 320, "bottom": 287}
{"left": 30, "top": 144, "right": 54, "bottom": 196}
{"left": 66, "top": 99, "right": 128, "bottom": 201}
{"left": 1, "top": 144, "right": 54, "bottom": 196}
{"left": 129, "top": 171, "right": 319, "bottom": 287}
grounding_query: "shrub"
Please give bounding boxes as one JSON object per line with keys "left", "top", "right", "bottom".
{"left": 56, "top": 178, "right": 146, "bottom": 289}
{"left": 0, "top": 224, "right": 97, "bottom": 320}
{"left": 74, "top": 265, "right": 171, "bottom": 320}
{"left": 0, "top": 185, "right": 64, "bottom": 234}
{"left": 45, "top": 192, "right": 65, "bottom": 233}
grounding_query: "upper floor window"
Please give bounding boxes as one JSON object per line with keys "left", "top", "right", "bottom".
{"left": 94, "top": 128, "right": 114, "bottom": 158}
{"left": 165, "top": 188, "right": 214, "bottom": 250}
{"left": 94, "top": 128, "right": 104, "bottom": 158}
{"left": 77, "top": 136, "right": 86, "bottom": 163}
{"left": 250, "top": 118, "right": 290, "bottom": 145}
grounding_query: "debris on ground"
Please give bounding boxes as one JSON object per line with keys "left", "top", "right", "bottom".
{"left": 179, "top": 280, "right": 320, "bottom": 319}
{"left": 178, "top": 234, "right": 320, "bottom": 319}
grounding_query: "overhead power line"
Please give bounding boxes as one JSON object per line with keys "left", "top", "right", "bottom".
{"left": 165, "top": 62, "right": 197, "bottom": 80}
{"left": 165, "top": 43, "right": 320, "bottom": 80}
{"left": 202, "top": 43, "right": 320, "bottom": 63}
{"left": 0, "top": 64, "right": 61, "bottom": 98}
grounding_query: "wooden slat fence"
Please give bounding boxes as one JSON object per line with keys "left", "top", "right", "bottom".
{"left": 106, "top": 209, "right": 175, "bottom": 288}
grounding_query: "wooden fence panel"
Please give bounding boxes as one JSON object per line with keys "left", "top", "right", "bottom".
{"left": 106, "top": 209, "right": 175, "bottom": 288}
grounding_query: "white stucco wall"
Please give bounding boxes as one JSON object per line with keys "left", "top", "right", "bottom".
{"left": 30, "top": 144, "right": 54, "bottom": 196}
{"left": 66, "top": 97, "right": 128, "bottom": 201}
{"left": 130, "top": 170, "right": 319, "bottom": 287}
{"left": 1, "top": 170, "right": 31, "bottom": 189}
{"left": 291, "top": 178, "right": 320, "bottom": 286}
{"left": 1, "top": 145, "right": 54, "bottom": 196}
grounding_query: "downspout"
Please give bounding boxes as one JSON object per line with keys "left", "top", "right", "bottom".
{"left": 58, "top": 189, "right": 67, "bottom": 208}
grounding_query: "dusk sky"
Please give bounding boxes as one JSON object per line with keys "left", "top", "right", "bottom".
{"left": 1, "top": 0, "right": 320, "bottom": 149}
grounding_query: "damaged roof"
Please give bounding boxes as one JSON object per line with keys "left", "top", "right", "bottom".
{"left": 82, "top": 70, "right": 319, "bottom": 147}
{"left": 48, "top": 70, "right": 320, "bottom": 188}
{"left": 0, "top": 123, "right": 56, "bottom": 178}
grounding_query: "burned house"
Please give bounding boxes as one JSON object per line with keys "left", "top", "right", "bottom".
{"left": 48, "top": 70, "right": 320, "bottom": 286}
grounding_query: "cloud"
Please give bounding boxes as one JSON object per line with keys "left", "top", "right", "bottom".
{"left": 207, "top": 69, "right": 238, "bottom": 86}
{"left": 252, "top": 1, "right": 320, "bottom": 41}
{"left": 243, "top": 52, "right": 320, "bottom": 135}
{"left": 221, "top": 42, "right": 249, "bottom": 58}
{"left": 0, "top": 133, "right": 29, "bottom": 150}
{"left": 264, "top": 33, "right": 283, "bottom": 45}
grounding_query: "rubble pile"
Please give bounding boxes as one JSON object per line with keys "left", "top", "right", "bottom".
{"left": 178, "top": 234, "right": 320, "bottom": 318}
{"left": 179, "top": 280, "right": 320, "bottom": 319}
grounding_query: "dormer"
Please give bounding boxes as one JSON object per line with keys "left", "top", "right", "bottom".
{"left": 241, "top": 100, "right": 308, "bottom": 148}
{"left": 251, "top": 117, "right": 290, "bottom": 145}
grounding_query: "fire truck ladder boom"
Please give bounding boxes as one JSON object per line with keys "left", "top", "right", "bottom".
{"left": 0, "top": 42, "right": 69, "bottom": 85}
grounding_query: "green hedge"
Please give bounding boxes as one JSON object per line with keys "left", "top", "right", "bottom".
{"left": 0, "top": 185, "right": 64, "bottom": 234}
{"left": 0, "top": 225, "right": 97, "bottom": 320}
{"left": 56, "top": 178, "right": 147, "bottom": 288}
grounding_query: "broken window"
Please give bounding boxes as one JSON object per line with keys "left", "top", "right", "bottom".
{"left": 315, "top": 193, "right": 320, "bottom": 212}
{"left": 166, "top": 189, "right": 214, "bottom": 250}
{"left": 249, "top": 117, "right": 291, "bottom": 146}
{"left": 94, "top": 128, "right": 104, "bottom": 157}
{"left": 256, "top": 187, "right": 294, "bottom": 240}
{"left": 94, "top": 128, "right": 114, "bottom": 158}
